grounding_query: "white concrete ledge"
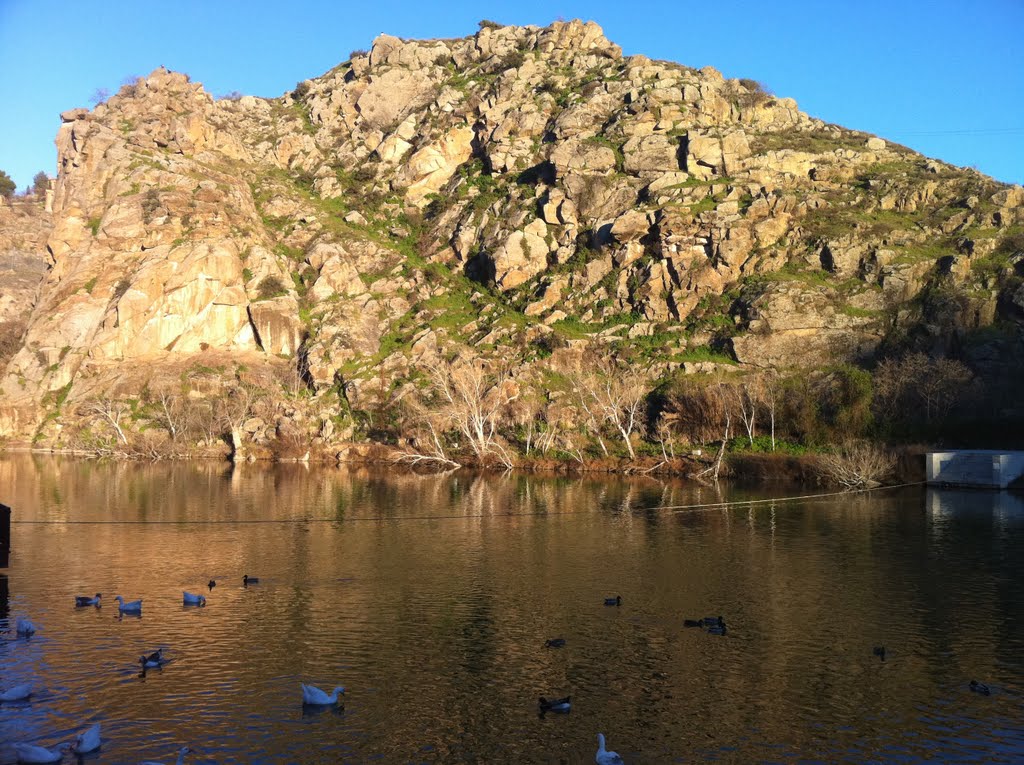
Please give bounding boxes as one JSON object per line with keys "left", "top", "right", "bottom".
{"left": 927, "top": 451, "right": 1024, "bottom": 489}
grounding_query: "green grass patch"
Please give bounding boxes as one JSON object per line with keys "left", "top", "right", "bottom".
{"left": 749, "top": 130, "right": 865, "bottom": 155}
{"left": 676, "top": 345, "right": 737, "bottom": 364}
{"left": 728, "top": 434, "right": 812, "bottom": 455}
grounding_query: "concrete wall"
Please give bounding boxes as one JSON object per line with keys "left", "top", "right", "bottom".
{"left": 927, "top": 451, "right": 1024, "bottom": 489}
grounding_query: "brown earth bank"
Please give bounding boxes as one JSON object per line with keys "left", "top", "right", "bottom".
{"left": 1, "top": 20, "right": 1022, "bottom": 480}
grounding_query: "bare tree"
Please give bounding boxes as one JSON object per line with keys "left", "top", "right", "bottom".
{"left": 693, "top": 377, "right": 732, "bottom": 482}
{"left": 819, "top": 441, "right": 896, "bottom": 488}
{"left": 735, "top": 380, "right": 758, "bottom": 447}
{"left": 571, "top": 376, "right": 609, "bottom": 456}
{"left": 190, "top": 399, "right": 222, "bottom": 447}
{"left": 413, "top": 358, "right": 520, "bottom": 466}
{"left": 79, "top": 398, "right": 131, "bottom": 445}
{"left": 508, "top": 392, "right": 545, "bottom": 456}
{"left": 396, "top": 394, "right": 462, "bottom": 469}
{"left": 654, "top": 419, "right": 676, "bottom": 462}
{"left": 144, "top": 388, "right": 186, "bottom": 442}
{"left": 217, "top": 381, "right": 267, "bottom": 458}
{"left": 572, "top": 359, "right": 649, "bottom": 460}
{"left": 762, "top": 371, "right": 779, "bottom": 451}
{"left": 534, "top": 402, "right": 561, "bottom": 455}
{"left": 875, "top": 353, "right": 973, "bottom": 425}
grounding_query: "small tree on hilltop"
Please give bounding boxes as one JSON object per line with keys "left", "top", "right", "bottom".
{"left": 32, "top": 172, "right": 49, "bottom": 197}
{"left": 0, "top": 170, "right": 15, "bottom": 199}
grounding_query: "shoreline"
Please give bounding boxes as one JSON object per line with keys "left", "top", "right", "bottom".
{"left": 0, "top": 442, "right": 929, "bottom": 486}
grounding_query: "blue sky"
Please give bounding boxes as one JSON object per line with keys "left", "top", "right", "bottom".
{"left": 1, "top": 0, "right": 1022, "bottom": 189}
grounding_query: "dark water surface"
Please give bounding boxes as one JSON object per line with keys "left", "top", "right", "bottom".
{"left": 0, "top": 455, "right": 1022, "bottom": 763}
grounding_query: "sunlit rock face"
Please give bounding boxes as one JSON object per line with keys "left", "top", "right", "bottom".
{"left": 1, "top": 20, "right": 1022, "bottom": 443}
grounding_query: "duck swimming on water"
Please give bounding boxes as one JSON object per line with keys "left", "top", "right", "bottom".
{"left": 706, "top": 617, "right": 727, "bottom": 635}
{"left": 544, "top": 638, "right": 567, "bottom": 648}
{"left": 115, "top": 595, "right": 142, "bottom": 613}
{"left": 182, "top": 591, "right": 206, "bottom": 606}
{"left": 301, "top": 683, "right": 345, "bottom": 705}
{"left": 71, "top": 723, "right": 101, "bottom": 754}
{"left": 140, "top": 649, "right": 168, "bottom": 668}
{"left": 12, "top": 742, "right": 69, "bottom": 763}
{"left": 604, "top": 595, "right": 622, "bottom": 606}
{"left": 539, "top": 695, "right": 571, "bottom": 713}
{"left": 0, "top": 683, "right": 32, "bottom": 702}
{"left": 969, "top": 680, "right": 991, "bottom": 696}
{"left": 243, "top": 575, "right": 259, "bottom": 586}
{"left": 595, "top": 733, "right": 625, "bottom": 764}
{"left": 75, "top": 593, "right": 101, "bottom": 607}
{"left": 15, "top": 617, "right": 36, "bottom": 636}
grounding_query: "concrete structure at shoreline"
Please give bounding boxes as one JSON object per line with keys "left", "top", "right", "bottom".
{"left": 927, "top": 451, "right": 1024, "bottom": 489}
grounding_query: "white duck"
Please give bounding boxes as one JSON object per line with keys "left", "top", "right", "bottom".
{"left": 301, "top": 683, "right": 345, "bottom": 705}
{"left": 596, "top": 733, "right": 625, "bottom": 765}
{"left": 182, "top": 591, "right": 206, "bottom": 606}
{"left": 72, "top": 723, "right": 101, "bottom": 754}
{"left": 15, "top": 617, "right": 36, "bottom": 636}
{"left": 115, "top": 595, "right": 143, "bottom": 613}
{"left": 0, "top": 682, "right": 32, "bottom": 702}
{"left": 13, "top": 742, "right": 68, "bottom": 763}
{"left": 141, "top": 745, "right": 191, "bottom": 765}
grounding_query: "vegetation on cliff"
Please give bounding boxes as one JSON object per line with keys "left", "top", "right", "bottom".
{"left": 0, "top": 20, "right": 1021, "bottom": 479}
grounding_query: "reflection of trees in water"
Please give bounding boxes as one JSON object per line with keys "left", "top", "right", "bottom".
{"left": 4, "top": 454, "right": 1023, "bottom": 758}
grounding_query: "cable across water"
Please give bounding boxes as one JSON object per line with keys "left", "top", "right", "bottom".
{"left": 9, "top": 481, "right": 925, "bottom": 525}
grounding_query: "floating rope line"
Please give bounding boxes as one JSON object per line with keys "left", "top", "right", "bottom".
{"left": 8, "top": 481, "right": 925, "bottom": 525}
{"left": 658, "top": 480, "right": 926, "bottom": 513}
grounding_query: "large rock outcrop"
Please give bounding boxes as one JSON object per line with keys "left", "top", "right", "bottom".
{"left": 0, "top": 20, "right": 1021, "bottom": 447}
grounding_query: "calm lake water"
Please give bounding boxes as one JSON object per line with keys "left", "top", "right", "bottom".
{"left": 0, "top": 455, "right": 1022, "bottom": 764}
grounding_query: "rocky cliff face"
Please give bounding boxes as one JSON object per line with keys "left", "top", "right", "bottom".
{"left": 0, "top": 197, "right": 50, "bottom": 312}
{"left": 1, "top": 20, "right": 1022, "bottom": 451}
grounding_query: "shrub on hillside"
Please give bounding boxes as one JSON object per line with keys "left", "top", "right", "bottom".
{"left": 0, "top": 320, "right": 25, "bottom": 366}
{"left": 818, "top": 441, "right": 896, "bottom": 488}
{"left": 256, "top": 275, "right": 287, "bottom": 301}
{"left": 0, "top": 170, "right": 15, "bottom": 199}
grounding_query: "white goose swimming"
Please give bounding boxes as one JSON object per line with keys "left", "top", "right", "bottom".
{"left": 0, "top": 683, "right": 32, "bottom": 702}
{"left": 72, "top": 723, "right": 101, "bottom": 754}
{"left": 141, "top": 745, "right": 191, "bottom": 765}
{"left": 301, "top": 683, "right": 345, "bottom": 705}
{"left": 115, "top": 595, "right": 143, "bottom": 613}
{"left": 182, "top": 591, "right": 206, "bottom": 606}
{"left": 12, "top": 742, "right": 69, "bottom": 763}
{"left": 15, "top": 617, "right": 36, "bottom": 636}
{"left": 595, "top": 733, "right": 625, "bottom": 765}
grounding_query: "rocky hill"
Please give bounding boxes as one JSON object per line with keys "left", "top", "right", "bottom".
{"left": 1, "top": 20, "right": 1022, "bottom": 460}
{"left": 0, "top": 197, "right": 51, "bottom": 370}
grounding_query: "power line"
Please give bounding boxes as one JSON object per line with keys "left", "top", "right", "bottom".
{"left": 883, "top": 127, "right": 1024, "bottom": 137}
